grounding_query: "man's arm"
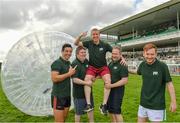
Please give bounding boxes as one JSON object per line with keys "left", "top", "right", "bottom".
{"left": 128, "top": 69, "right": 137, "bottom": 74}
{"left": 167, "top": 82, "right": 177, "bottom": 112}
{"left": 51, "top": 66, "right": 76, "bottom": 83}
{"left": 119, "top": 55, "right": 127, "bottom": 66}
{"left": 105, "top": 77, "right": 128, "bottom": 89}
{"left": 74, "top": 32, "right": 87, "bottom": 46}
{"left": 72, "top": 78, "right": 92, "bottom": 86}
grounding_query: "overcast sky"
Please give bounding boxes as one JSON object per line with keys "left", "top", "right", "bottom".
{"left": 0, "top": 0, "right": 169, "bottom": 56}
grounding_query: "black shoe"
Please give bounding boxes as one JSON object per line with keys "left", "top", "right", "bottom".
{"left": 99, "top": 104, "right": 108, "bottom": 115}
{"left": 84, "top": 104, "right": 94, "bottom": 112}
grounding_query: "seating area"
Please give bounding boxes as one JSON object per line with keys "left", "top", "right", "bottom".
{"left": 118, "top": 20, "right": 178, "bottom": 43}
{"left": 122, "top": 46, "right": 180, "bottom": 64}
{"left": 124, "top": 46, "right": 180, "bottom": 76}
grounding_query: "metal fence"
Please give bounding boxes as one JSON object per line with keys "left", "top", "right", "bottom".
{"left": 128, "top": 61, "right": 180, "bottom": 76}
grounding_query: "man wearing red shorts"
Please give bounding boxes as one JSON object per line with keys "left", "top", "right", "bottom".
{"left": 75, "top": 28, "right": 113, "bottom": 115}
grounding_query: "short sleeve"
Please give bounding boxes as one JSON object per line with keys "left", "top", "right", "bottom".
{"left": 162, "top": 63, "right": 172, "bottom": 83}
{"left": 51, "top": 60, "right": 61, "bottom": 72}
{"left": 137, "top": 62, "right": 143, "bottom": 75}
{"left": 120, "top": 65, "right": 128, "bottom": 78}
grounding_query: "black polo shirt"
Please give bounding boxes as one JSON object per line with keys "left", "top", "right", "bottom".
{"left": 137, "top": 59, "right": 172, "bottom": 110}
{"left": 51, "top": 57, "right": 71, "bottom": 98}
{"left": 108, "top": 60, "right": 128, "bottom": 99}
{"left": 83, "top": 40, "right": 112, "bottom": 68}
{"left": 72, "top": 58, "right": 89, "bottom": 99}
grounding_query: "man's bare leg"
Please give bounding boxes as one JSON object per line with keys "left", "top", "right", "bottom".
{"left": 138, "top": 116, "right": 147, "bottom": 123}
{"left": 75, "top": 114, "right": 81, "bottom": 123}
{"left": 102, "top": 74, "right": 111, "bottom": 105}
{"left": 53, "top": 109, "right": 64, "bottom": 122}
{"left": 63, "top": 107, "right": 69, "bottom": 122}
{"left": 109, "top": 113, "right": 116, "bottom": 122}
{"left": 87, "top": 110, "right": 94, "bottom": 122}
{"left": 115, "top": 114, "right": 123, "bottom": 122}
{"left": 99, "top": 74, "right": 111, "bottom": 115}
{"left": 84, "top": 75, "right": 94, "bottom": 104}
{"left": 84, "top": 75, "right": 94, "bottom": 112}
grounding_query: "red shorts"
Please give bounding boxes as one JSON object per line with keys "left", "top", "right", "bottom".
{"left": 86, "top": 65, "right": 110, "bottom": 77}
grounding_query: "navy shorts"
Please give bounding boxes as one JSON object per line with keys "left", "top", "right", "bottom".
{"left": 107, "top": 98, "right": 123, "bottom": 114}
{"left": 107, "top": 89, "right": 124, "bottom": 114}
{"left": 51, "top": 96, "right": 71, "bottom": 110}
{"left": 74, "top": 97, "right": 94, "bottom": 115}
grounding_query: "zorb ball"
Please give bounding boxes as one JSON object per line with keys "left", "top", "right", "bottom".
{"left": 1, "top": 31, "right": 76, "bottom": 116}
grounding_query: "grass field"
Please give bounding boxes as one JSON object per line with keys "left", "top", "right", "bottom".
{"left": 0, "top": 74, "right": 180, "bottom": 122}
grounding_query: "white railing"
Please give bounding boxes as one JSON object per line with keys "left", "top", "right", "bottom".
{"left": 128, "top": 61, "right": 180, "bottom": 76}
{"left": 119, "top": 30, "right": 180, "bottom": 47}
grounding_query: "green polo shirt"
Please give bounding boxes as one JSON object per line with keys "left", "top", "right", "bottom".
{"left": 51, "top": 57, "right": 71, "bottom": 98}
{"left": 83, "top": 40, "right": 112, "bottom": 68}
{"left": 137, "top": 59, "right": 172, "bottom": 110}
{"left": 72, "top": 58, "right": 89, "bottom": 99}
{"left": 109, "top": 60, "right": 128, "bottom": 98}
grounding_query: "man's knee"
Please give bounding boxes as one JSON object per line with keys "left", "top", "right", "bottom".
{"left": 85, "top": 75, "right": 95, "bottom": 82}
{"left": 102, "top": 74, "right": 111, "bottom": 84}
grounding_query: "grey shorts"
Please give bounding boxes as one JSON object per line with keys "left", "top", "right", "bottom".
{"left": 74, "top": 98, "right": 94, "bottom": 115}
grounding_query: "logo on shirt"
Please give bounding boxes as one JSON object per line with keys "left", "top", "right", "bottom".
{"left": 86, "top": 65, "right": 88, "bottom": 68}
{"left": 113, "top": 66, "right": 118, "bottom": 69}
{"left": 99, "top": 48, "right": 104, "bottom": 51}
{"left": 153, "top": 71, "right": 158, "bottom": 76}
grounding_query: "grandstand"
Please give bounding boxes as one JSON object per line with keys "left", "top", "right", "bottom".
{"left": 100, "top": 0, "right": 180, "bottom": 75}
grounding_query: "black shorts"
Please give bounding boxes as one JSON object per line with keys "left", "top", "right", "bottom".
{"left": 107, "top": 90, "right": 124, "bottom": 114}
{"left": 51, "top": 95, "right": 71, "bottom": 110}
{"left": 107, "top": 98, "right": 123, "bottom": 114}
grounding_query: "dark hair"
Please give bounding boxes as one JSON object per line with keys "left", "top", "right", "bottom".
{"left": 143, "top": 43, "right": 157, "bottom": 52}
{"left": 76, "top": 46, "right": 86, "bottom": 55}
{"left": 61, "top": 43, "right": 72, "bottom": 52}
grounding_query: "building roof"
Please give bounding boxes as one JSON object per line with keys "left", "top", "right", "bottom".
{"left": 100, "top": 0, "right": 180, "bottom": 36}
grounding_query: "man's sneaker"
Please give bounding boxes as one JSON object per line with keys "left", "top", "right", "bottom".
{"left": 84, "top": 104, "right": 94, "bottom": 112}
{"left": 99, "top": 104, "right": 108, "bottom": 115}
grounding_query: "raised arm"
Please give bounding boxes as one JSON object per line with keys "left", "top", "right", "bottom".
{"left": 74, "top": 32, "right": 87, "bottom": 46}
{"left": 167, "top": 82, "right": 177, "bottom": 112}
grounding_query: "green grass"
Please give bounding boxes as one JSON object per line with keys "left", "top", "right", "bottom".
{"left": 0, "top": 74, "right": 180, "bottom": 122}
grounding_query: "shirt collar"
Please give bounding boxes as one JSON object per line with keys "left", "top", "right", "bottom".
{"left": 76, "top": 57, "right": 85, "bottom": 64}
{"left": 60, "top": 57, "right": 70, "bottom": 64}
{"left": 92, "top": 40, "right": 101, "bottom": 46}
{"left": 145, "top": 58, "right": 157, "bottom": 66}
{"left": 112, "top": 59, "right": 121, "bottom": 64}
